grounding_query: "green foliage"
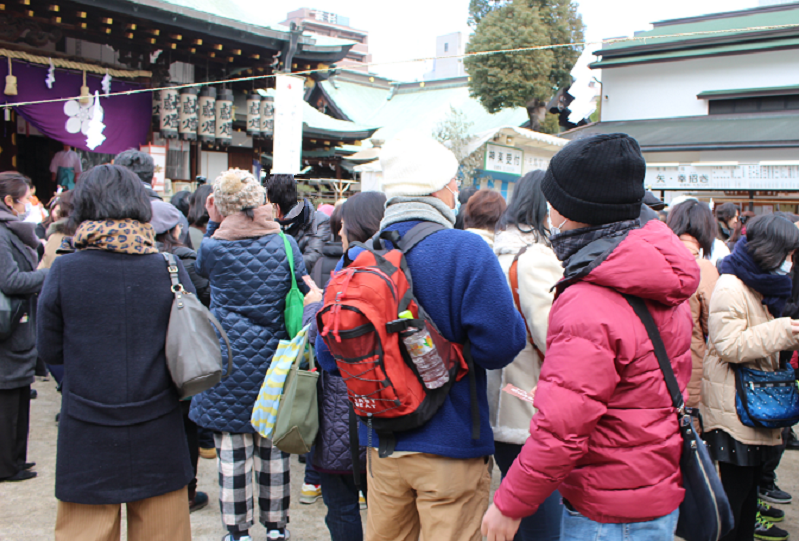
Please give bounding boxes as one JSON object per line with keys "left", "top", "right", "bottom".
{"left": 465, "top": 0, "right": 585, "bottom": 130}
{"left": 468, "top": 0, "right": 509, "bottom": 28}
{"left": 432, "top": 106, "right": 484, "bottom": 184}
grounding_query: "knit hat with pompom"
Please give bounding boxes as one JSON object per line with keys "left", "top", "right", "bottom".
{"left": 213, "top": 168, "right": 265, "bottom": 217}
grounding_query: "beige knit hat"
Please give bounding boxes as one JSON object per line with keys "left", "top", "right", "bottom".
{"left": 213, "top": 168, "right": 266, "bottom": 217}
{"left": 379, "top": 135, "right": 459, "bottom": 198}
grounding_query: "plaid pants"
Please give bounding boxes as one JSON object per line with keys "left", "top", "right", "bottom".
{"left": 214, "top": 432, "right": 291, "bottom": 530}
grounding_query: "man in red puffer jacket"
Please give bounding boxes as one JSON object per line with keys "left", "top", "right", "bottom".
{"left": 483, "top": 134, "right": 700, "bottom": 541}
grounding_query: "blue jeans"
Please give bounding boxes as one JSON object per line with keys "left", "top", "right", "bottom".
{"left": 561, "top": 507, "right": 679, "bottom": 541}
{"left": 494, "top": 442, "right": 561, "bottom": 541}
{"left": 319, "top": 472, "right": 366, "bottom": 541}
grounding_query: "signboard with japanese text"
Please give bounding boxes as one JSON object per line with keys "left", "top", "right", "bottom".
{"left": 646, "top": 164, "right": 799, "bottom": 191}
{"left": 484, "top": 143, "right": 523, "bottom": 176}
{"left": 272, "top": 75, "right": 304, "bottom": 175}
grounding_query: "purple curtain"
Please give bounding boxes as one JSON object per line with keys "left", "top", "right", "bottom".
{"left": 1, "top": 60, "right": 151, "bottom": 154}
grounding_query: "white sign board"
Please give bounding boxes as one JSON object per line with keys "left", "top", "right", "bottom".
{"left": 271, "top": 75, "right": 304, "bottom": 175}
{"left": 485, "top": 143, "right": 523, "bottom": 176}
{"left": 646, "top": 164, "right": 799, "bottom": 191}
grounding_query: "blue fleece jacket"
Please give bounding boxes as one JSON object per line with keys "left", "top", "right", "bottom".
{"left": 315, "top": 220, "right": 526, "bottom": 459}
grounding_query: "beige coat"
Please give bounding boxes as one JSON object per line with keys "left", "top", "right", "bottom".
{"left": 488, "top": 225, "right": 563, "bottom": 444}
{"left": 701, "top": 273, "right": 799, "bottom": 446}
{"left": 679, "top": 235, "right": 719, "bottom": 408}
{"left": 466, "top": 227, "right": 495, "bottom": 250}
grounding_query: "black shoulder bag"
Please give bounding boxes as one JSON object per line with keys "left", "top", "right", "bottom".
{"left": 625, "top": 295, "right": 733, "bottom": 541}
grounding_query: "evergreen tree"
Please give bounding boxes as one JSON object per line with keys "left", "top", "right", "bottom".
{"left": 465, "top": 0, "right": 585, "bottom": 133}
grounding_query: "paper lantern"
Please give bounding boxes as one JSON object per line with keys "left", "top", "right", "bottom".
{"left": 197, "top": 86, "right": 216, "bottom": 145}
{"left": 159, "top": 87, "right": 179, "bottom": 139}
{"left": 178, "top": 87, "right": 198, "bottom": 141}
{"left": 246, "top": 94, "right": 261, "bottom": 137}
{"left": 215, "top": 88, "right": 233, "bottom": 146}
{"left": 260, "top": 95, "right": 274, "bottom": 137}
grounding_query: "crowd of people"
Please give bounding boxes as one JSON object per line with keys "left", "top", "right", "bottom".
{"left": 1, "top": 133, "right": 799, "bottom": 541}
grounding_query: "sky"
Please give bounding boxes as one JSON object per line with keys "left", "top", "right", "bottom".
{"left": 233, "top": 0, "right": 762, "bottom": 81}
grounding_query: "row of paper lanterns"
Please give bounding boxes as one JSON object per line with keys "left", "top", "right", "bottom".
{"left": 153, "top": 87, "right": 274, "bottom": 145}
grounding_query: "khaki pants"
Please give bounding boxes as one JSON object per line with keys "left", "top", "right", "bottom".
{"left": 365, "top": 449, "right": 492, "bottom": 541}
{"left": 55, "top": 487, "right": 191, "bottom": 541}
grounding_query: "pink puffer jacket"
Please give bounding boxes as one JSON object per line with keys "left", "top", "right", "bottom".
{"left": 493, "top": 220, "right": 699, "bottom": 524}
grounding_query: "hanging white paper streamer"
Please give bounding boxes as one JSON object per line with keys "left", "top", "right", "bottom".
{"left": 46, "top": 58, "right": 55, "bottom": 89}
{"left": 101, "top": 70, "right": 111, "bottom": 96}
{"left": 85, "top": 91, "right": 106, "bottom": 150}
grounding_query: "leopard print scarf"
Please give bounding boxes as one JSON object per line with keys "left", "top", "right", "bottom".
{"left": 73, "top": 219, "right": 159, "bottom": 255}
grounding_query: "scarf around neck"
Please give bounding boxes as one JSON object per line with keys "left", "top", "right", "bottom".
{"left": 380, "top": 196, "right": 456, "bottom": 231}
{"left": 550, "top": 219, "right": 640, "bottom": 263}
{"left": 279, "top": 199, "right": 309, "bottom": 238}
{"left": 0, "top": 201, "right": 40, "bottom": 264}
{"left": 213, "top": 205, "right": 281, "bottom": 241}
{"left": 74, "top": 219, "right": 159, "bottom": 255}
{"left": 718, "top": 237, "right": 792, "bottom": 317}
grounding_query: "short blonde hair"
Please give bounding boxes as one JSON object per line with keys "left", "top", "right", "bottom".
{"left": 212, "top": 168, "right": 265, "bottom": 217}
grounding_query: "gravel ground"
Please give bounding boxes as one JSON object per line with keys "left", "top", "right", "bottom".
{"left": 2, "top": 379, "right": 799, "bottom": 540}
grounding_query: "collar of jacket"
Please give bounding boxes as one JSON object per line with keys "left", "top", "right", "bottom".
{"left": 554, "top": 231, "right": 633, "bottom": 294}
{"left": 213, "top": 205, "right": 281, "bottom": 241}
{"left": 0, "top": 201, "right": 41, "bottom": 252}
{"left": 494, "top": 224, "right": 547, "bottom": 256}
{"left": 47, "top": 218, "right": 71, "bottom": 238}
{"left": 322, "top": 241, "right": 343, "bottom": 257}
{"left": 279, "top": 199, "right": 313, "bottom": 237}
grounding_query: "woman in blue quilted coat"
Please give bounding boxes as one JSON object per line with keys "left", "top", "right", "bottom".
{"left": 189, "top": 169, "right": 309, "bottom": 541}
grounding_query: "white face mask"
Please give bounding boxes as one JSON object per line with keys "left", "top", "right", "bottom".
{"left": 16, "top": 202, "right": 32, "bottom": 221}
{"left": 445, "top": 185, "right": 460, "bottom": 213}
{"left": 548, "top": 215, "right": 568, "bottom": 237}
{"left": 775, "top": 259, "right": 793, "bottom": 276}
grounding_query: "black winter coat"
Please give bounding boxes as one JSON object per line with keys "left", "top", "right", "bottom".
{"left": 0, "top": 203, "right": 47, "bottom": 390}
{"left": 157, "top": 243, "right": 211, "bottom": 307}
{"left": 310, "top": 241, "right": 343, "bottom": 290}
{"left": 37, "top": 250, "right": 194, "bottom": 504}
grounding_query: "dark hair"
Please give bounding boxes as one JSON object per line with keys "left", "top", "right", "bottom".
{"left": 341, "top": 191, "right": 387, "bottom": 244}
{"left": 716, "top": 202, "right": 739, "bottom": 223}
{"left": 156, "top": 227, "right": 184, "bottom": 253}
{"left": 171, "top": 191, "right": 191, "bottom": 218}
{"left": 329, "top": 203, "right": 344, "bottom": 243}
{"left": 188, "top": 185, "right": 213, "bottom": 227}
{"left": 0, "top": 171, "right": 32, "bottom": 206}
{"left": 464, "top": 189, "right": 506, "bottom": 231}
{"left": 69, "top": 165, "right": 152, "bottom": 230}
{"left": 667, "top": 199, "right": 716, "bottom": 257}
{"left": 454, "top": 186, "right": 479, "bottom": 230}
{"left": 773, "top": 211, "right": 799, "bottom": 224}
{"left": 56, "top": 190, "right": 75, "bottom": 220}
{"left": 745, "top": 214, "right": 799, "bottom": 271}
{"left": 497, "top": 170, "right": 550, "bottom": 244}
{"left": 114, "top": 149, "right": 155, "bottom": 185}
{"left": 266, "top": 174, "right": 298, "bottom": 216}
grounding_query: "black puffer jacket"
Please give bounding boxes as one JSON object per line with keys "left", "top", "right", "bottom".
{"left": 311, "top": 241, "right": 343, "bottom": 290}
{"left": 280, "top": 199, "right": 332, "bottom": 272}
{"left": 0, "top": 202, "right": 48, "bottom": 390}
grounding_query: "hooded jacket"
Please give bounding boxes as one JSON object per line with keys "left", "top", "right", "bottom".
{"left": 493, "top": 219, "right": 699, "bottom": 524}
{"left": 0, "top": 202, "right": 48, "bottom": 390}
{"left": 489, "top": 226, "right": 563, "bottom": 445}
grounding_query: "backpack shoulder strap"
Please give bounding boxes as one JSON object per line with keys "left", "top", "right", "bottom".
{"left": 398, "top": 222, "right": 446, "bottom": 253}
{"left": 623, "top": 294, "right": 684, "bottom": 411}
{"left": 509, "top": 246, "right": 545, "bottom": 360}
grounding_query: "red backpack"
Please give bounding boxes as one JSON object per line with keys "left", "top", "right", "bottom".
{"left": 317, "top": 223, "right": 479, "bottom": 456}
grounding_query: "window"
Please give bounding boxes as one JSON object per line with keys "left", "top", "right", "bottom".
{"left": 444, "top": 43, "right": 449, "bottom": 52}
{"left": 709, "top": 95, "right": 799, "bottom": 115}
{"left": 166, "top": 139, "right": 190, "bottom": 181}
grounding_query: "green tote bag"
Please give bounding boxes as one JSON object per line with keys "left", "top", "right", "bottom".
{"left": 280, "top": 231, "right": 304, "bottom": 339}
{"left": 272, "top": 326, "right": 320, "bottom": 454}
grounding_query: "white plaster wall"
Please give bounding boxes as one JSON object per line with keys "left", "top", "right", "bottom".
{"left": 600, "top": 49, "right": 799, "bottom": 121}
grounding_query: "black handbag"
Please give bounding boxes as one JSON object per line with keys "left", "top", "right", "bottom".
{"left": 0, "top": 290, "right": 25, "bottom": 341}
{"left": 625, "top": 295, "right": 734, "bottom": 541}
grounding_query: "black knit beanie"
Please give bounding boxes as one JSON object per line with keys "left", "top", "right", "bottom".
{"left": 542, "top": 133, "right": 646, "bottom": 225}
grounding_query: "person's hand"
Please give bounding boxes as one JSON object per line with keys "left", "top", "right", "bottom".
{"left": 304, "top": 288, "right": 323, "bottom": 306}
{"left": 791, "top": 320, "right": 799, "bottom": 334}
{"left": 205, "top": 194, "right": 224, "bottom": 224}
{"left": 481, "top": 503, "right": 521, "bottom": 541}
{"left": 303, "top": 275, "right": 322, "bottom": 293}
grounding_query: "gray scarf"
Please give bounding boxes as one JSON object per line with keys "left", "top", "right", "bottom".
{"left": 380, "top": 196, "right": 456, "bottom": 231}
